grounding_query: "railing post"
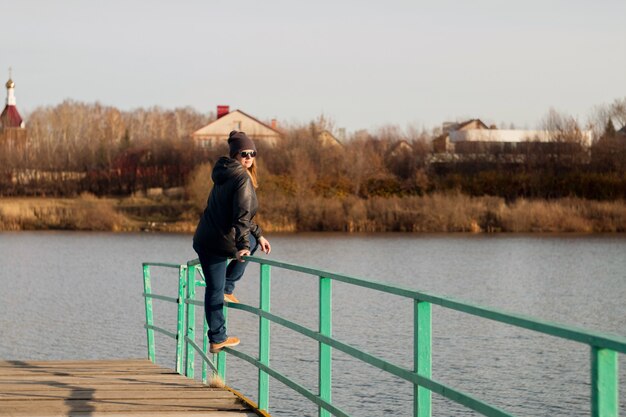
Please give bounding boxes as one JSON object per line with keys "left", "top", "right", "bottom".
{"left": 258, "top": 263, "right": 271, "bottom": 412}
{"left": 142, "top": 264, "right": 155, "bottom": 363}
{"left": 319, "top": 276, "right": 332, "bottom": 417}
{"left": 175, "top": 264, "right": 187, "bottom": 374}
{"left": 217, "top": 306, "right": 228, "bottom": 380}
{"left": 414, "top": 300, "right": 432, "bottom": 417}
{"left": 185, "top": 264, "right": 198, "bottom": 378}
{"left": 202, "top": 319, "right": 209, "bottom": 384}
{"left": 591, "top": 347, "right": 618, "bottom": 417}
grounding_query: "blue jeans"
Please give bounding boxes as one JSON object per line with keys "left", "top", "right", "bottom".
{"left": 194, "top": 235, "right": 258, "bottom": 343}
{"left": 225, "top": 234, "right": 258, "bottom": 295}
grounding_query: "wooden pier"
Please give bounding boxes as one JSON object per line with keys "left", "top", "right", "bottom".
{"left": 0, "top": 359, "right": 262, "bottom": 416}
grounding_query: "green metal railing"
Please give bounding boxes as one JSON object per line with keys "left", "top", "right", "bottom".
{"left": 143, "top": 257, "right": 626, "bottom": 417}
{"left": 142, "top": 262, "right": 187, "bottom": 374}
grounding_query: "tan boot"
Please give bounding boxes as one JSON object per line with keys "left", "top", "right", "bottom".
{"left": 210, "top": 336, "right": 240, "bottom": 353}
{"left": 224, "top": 293, "right": 240, "bottom": 304}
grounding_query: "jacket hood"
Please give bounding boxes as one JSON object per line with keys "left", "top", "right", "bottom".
{"left": 212, "top": 156, "right": 246, "bottom": 185}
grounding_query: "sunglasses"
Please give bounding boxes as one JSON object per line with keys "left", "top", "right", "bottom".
{"left": 240, "top": 151, "right": 257, "bottom": 158}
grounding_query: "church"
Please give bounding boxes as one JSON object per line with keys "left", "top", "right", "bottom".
{"left": 0, "top": 70, "right": 27, "bottom": 149}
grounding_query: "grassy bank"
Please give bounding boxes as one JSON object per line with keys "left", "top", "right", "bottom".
{"left": 0, "top": 194, "right": 195, "bottom": 232}
{"left": 1, "top": 193, "right": 625, "bottom": 233}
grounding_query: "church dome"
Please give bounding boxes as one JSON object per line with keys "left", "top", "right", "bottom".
{"left": 5, "top": 78, "right": 14, "bottom": 89}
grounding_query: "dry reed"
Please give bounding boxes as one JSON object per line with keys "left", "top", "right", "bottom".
{"left": 0, "top": 194, "right": 127, "bottom": 231}
{"left": 1, "top": 194, "right": 625, "bottom": 233}
{"left": 259, "top": 192, "right": 626, "bottom": 233}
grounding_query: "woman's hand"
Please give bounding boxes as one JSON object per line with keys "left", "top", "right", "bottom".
{"left": 258, "top": 236, "right": 272, "bottom": 254}
{"left": 236, "top": 249, "right": 250, "bottom": 262}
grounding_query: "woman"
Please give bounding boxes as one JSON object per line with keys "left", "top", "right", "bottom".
{"left": 193, "top": 130, "right": 271, "bottom": 353}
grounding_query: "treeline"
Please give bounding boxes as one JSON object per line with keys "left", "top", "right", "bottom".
{"left": 1, "top": 100, "right": 626, "bottom": 203}
{"left": 0, "top": 101, "right": 211, "bottom": 195}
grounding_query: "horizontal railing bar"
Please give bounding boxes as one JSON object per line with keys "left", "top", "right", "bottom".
{"left": 185, "top": 280, "right": 207, "bottom": 288}
{"left": 432, "top": 382, "right": 513, "bottom": 417}
{"left": 144, "top": 324, "right": 177, "bottom": 340}
{"left": 142, "top": 293, "right": 178, "bottom": 303}
{"left": 245, "top": 257, "right": 411, "bottom": 295}
{"left": 142, "top": 262, "right": 183, "bottom": 269}
{"left": 230, "top": 304, "right": 512, "bottom": 417}
{"left": 184, "top": 336, "right": 218, "bottom": 374}
{"left": 244, "top": 257, "right": 626, "bottom": 353}
{"left": 424, "top": 296, "right": 626, "bottom": 354}
{"left": 186, "top": 299, "right": 203, "bottom": 306}
{"left": 226, "top": 348, "right": 351, "bottom": 417}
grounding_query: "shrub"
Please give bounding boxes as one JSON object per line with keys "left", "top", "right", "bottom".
{"left": 185, "top": 163, "right": 212, "bottom": 213}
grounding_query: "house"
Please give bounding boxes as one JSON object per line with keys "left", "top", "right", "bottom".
{"left": 317, "top": 130, "right": 343, "bottom": 148}
{"left": 388, "top": 139, "right": 413, "bottom": 157}
{"left": 432, "top": 119, "right": 488, "bottom": 153}
{"left": 192, "top": 106, "right": 282, "bottom": 149}
{"left": 0, "top": 70, "right": 27, "bottom": 149}
{"left": 433, "top": 118, "right": 593, "bottom": 154}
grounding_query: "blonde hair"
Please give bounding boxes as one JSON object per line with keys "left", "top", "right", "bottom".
{"left": 247, "top": 159, "right": 258, "bottom": 188}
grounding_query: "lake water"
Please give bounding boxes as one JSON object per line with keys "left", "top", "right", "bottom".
{"left": 0, "top": 232, "right": 625, "bottom": 416}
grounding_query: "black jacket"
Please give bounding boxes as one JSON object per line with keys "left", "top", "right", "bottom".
{"left": 193, "top": 157, "right": 262, "bottom": 257}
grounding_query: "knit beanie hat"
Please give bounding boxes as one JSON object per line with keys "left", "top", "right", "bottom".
{"left": 228, "top": 131, "right": 256, "bottom": 157}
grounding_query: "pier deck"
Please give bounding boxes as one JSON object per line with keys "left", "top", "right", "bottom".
{"left": 0, "top": 359, "right": 260, "bottom": 416}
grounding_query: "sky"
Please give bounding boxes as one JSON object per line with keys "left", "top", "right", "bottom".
{"left": 2, "top": 0, "right": 625, "bottom": 133}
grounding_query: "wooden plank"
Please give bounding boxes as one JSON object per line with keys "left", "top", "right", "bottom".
{"left": 0, "top": 389, "right": 237, "bottom": 400}
{"left": 0, "top": 382, "right": 206, "bottom": 391}
{"left": 0, "top": 368, "right": 179, "bottom": 376}
{"left": 0, "top": 359, "right": 153, "bottom": 368}
{"left": 0, "top": 373, "right": 201, "bottom": 381}
{"left": 0, "top": 412, "right": 257, "bottom": 417}
{"left": 0, "top": 370, "right": 181, "bottom": 378}
{"left": 0, "top": 398, "right": 247, "bottom": 409}
{"left": 0, "top": 382, "right": 217, "bottom": 388}
{"left": 0, "top": 361, "right": 169, "bottom": 369}
{"left": 0, "top": 361, "right": 182, "bottom": 379}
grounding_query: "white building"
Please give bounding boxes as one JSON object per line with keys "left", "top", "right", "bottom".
{"left": 450, "top": 129, "right": 593, "bottom": 146}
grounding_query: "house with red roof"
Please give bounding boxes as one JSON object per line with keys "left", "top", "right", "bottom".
{"left": 192, "top": 106, "right": 282, "bottom": 150}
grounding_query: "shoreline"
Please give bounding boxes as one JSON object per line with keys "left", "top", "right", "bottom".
{"left": 1, "top": 195, "right": 625, "bottom": 233}
{"left": 3, "top": 230, "right": 625, "bottom": 239}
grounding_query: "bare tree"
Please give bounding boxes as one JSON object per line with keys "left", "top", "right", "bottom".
{"left": 541, "top": 108, "right": 588, "bottom": 165}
